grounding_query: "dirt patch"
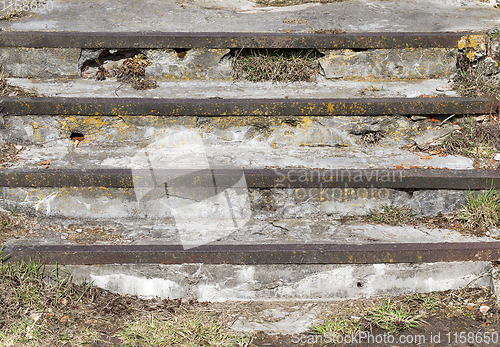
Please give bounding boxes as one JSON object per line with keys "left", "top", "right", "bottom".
{"left": 0, "top": 211, "right": 38, "bottom": 244}
{"left": 253, "top": 287, "right": 500, "bottom": 346}
{"left": 232, "top": 49, "right": 323, "bottom": 82}
{"left": 0, "top": 1, "right": 47, "bottom": 20}
{"left": 256, "top": 0, "right": 346, "bottom": 7}
{"left": 403, "top": 116, "right": 500, "bottom": 170}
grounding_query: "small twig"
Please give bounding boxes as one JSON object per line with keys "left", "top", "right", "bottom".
{"left": 439, "top": 114, "right": 456, "bottom": 127}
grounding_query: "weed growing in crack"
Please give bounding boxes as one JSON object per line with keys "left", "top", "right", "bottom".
{"left": 441, "top": 119, "right": 499, "bottom": 160}
{"left": 403, "top": 293, "right": 440, "bottom": 313}
{"left": 232, "top": 48, "right": 322, "bottom": 82}
{"left": 453, "top": 62, "right": 500, "bottom": 97}
{"left": 458, "top": 186, "right": 500, "bottom": 235}
{"left": 364, "top": 300, "right": 423, "bottom": 334}
{"left": 309, "top": 317, "right": 364, "bottom": 337}
{"left": 120, "top": 316, "right": 251, "bottom": 347}
{"left": 368, "top": 204, "right": 415, "bottom": 226}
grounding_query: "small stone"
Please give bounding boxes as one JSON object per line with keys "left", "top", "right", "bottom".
{"left": 14, "top": 145, "right": 22, "bottom": 150}
{"left": 480, "top": 305, "right": 490, "bottom": 314}
{"left": 76, "top": 228, "right": 83, "bottom": 232}
{"left": 494, "top": 154, "right": 500, "bottom": 161}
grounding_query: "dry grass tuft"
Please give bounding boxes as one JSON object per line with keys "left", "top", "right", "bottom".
{"left": 441, "top": 119, "right": 500, "bottom": 160}
{"left": 361, "top": 131, "right": 384, "bottom": 146}
{"left": 453, "top": 62, "right": 500, "bottom": 97}
{"left": 458, "top": 187, "right": 500, "bottom": 235}
{"left": 232, "top": 49, "right": 322, "bottom": 82}
{"left": 368, "top": 204, "right": 416, "bottom": 226}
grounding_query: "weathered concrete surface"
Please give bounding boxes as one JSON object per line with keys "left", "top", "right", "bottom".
{"left": 1, "top": 0, "right": 499, "bottom": 33}
{"left": 0, "top": 112, "right": 470, "bottom": 170}
{"left": 0, "top": 184, "right": 476, "bottom": 219}
{"left": 4, "top": 212, "right": 498, "bottom": 247}
{"left": 319, "top": 48, "right": 457, "bottom": 80}
{"left": 62, "top": 261, "right": 492, "bottom": 302}
{"left": 6, "top": 78, "right": 459, "bottom": 98}
{"left": 410, "top": 190, "right": 472, "bottom": 216}
{"left": 144, "top": 49, "right": 232, "bottom": 80}
{"left": 0, "top": 48, "right": 79, "bottom": 78}
{"left": 5, "top": 214, "right": 498, "bottom": 247}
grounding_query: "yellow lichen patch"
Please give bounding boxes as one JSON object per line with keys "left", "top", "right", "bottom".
{"left": 458, "top": 34, "right": 487, "bottom": 62}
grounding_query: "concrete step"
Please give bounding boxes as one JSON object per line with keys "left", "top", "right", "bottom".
{"left": 6, "top": 78, "right": 460, "bottom": 99}
{"left": 3, "top": 214, "right": 498, "bottom": 247}
{"left": 2, "top": 240, "right": 498, "bottom": 301}
{"left": 1, "top": 0, "right": 497, "bottom": 33}
{"left": 1, "top": 0, "right": 498, "bottom": 82}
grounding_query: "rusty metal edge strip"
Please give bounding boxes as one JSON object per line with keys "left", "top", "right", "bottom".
{"left": 1, "top": 96, "right": 495, "bottom": 116}
{"left": 2, "top": 242, "right": 499, "bottom": 265}
{"left": 0, "top": 31, "right": 476, "bottom": 49}
{"left": 0, "top": 168, "right": 499, "bottom": 189}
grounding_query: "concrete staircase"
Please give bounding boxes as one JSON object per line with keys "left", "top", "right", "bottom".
{"left": 1, "top": 0, "right": 500, "bottom": 335}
